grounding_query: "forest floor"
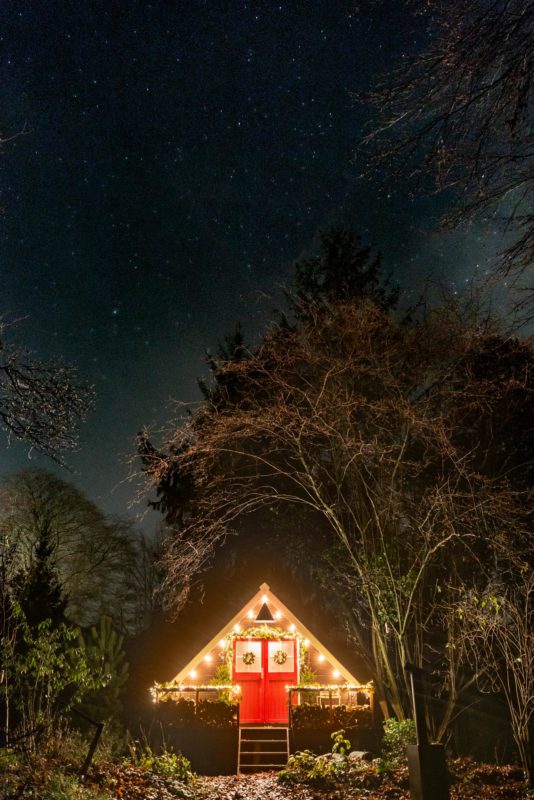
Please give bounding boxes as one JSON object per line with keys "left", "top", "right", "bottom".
{"left": 86, "top": 759, "right": 527, "bottom": 800}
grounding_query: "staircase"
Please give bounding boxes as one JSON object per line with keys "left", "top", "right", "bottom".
{"left": 237, "top": 726, "right": 290, "bottom": 773}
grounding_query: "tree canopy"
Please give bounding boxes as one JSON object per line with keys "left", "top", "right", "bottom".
{"left": 139, "top": 230, "right": 533, "bottom": 775}
{"left": 0, "top": 320, "right": 93, "bottom": 463}
{"left": 361, "top": 0, "right": 533, "bottom": 310}
{"left": 0, "top": 468, "right": 154, "bottom": 633}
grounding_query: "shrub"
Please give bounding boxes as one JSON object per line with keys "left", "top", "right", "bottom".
{"left": 278, "top": 749, "right": 319, "bottom": 785}
{"left": 76, "top": 616, "right": 129, "bottom": 724}
{"left": 38, "top": 771, "right": 112, "bottom": 800}
{"left": 291, "top": 703, "right": 372, "bottom": 730}
{"left": 331, "top": 729, "right": 351, "bottom": 757}
{"left": 374, "top": 717, "right": 417, "bottom": 773}
{"left": 3, "top": 611, "right": 99, "bottom": 748}
{"left": 156, "top": 697, "right": 196, "bottom": 725}
{"left": 155, "top": 696, "right": 238, "bottom": 728}
{"left": 381, "top": 718, "right": 416, "bottom": 763}
{"left": 196, "top": 699, "right": 238, "bottom": 728}
{"left": 278, "top": 730, "right": 353, "bottom": 787}
{"left": 133, "top": 747, "right": 194, "bottom": 782}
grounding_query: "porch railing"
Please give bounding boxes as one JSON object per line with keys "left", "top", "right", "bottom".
{"left": 151, "top": 682, "right": 373, "bottom": 727}
{"left": 151, "top": 683, "right": 240, "bottom": 704}
{"left": 286, "top": 684, "right": 374, "bottom": 727}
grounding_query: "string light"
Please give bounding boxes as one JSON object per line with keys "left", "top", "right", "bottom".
{"left": 289, "top": 624, "right": 296, "bottom": 632}
{"left": 204, "top": 655, "right": 213, "bottom": 663}
{"left": 318, "top": 653, "right": 325, "bottom": 662}
{"left": 285, "top": 683, "right": 372, "bottom": 692}
{"left": 218, "top": 639, "right": 226, "bottom": 648}
{"left": 274, "top": 611, "right": 282, "bottom": 620}
{"left": 261, "top": 594, "right": 268, "bottom": 603}
{"left": 189, "top": 669, "right": 197, "bottom": 678}
{"left": 151, "top": 681, "right": 373, "bottom": 704}
{"left": 303, "top": 639, "right": 310, "bottom": 647}
{"left": 332, "top": 669, "right": 340, "bottom": 678}
{"left": 233, "top": 623, "right": 240, "bottom": 632}
{"left": 247, "top": 609, "right": 254, "bottom": 619}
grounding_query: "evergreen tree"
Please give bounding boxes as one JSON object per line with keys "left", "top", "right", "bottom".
{"left": 77, "top": 616, "right": 129, "bottom": 724}
{"left": 15, "top": 523, "right": 67, "bottom": 630}
{"left": 290, "top": 228, "right": 399, "bottom": 318}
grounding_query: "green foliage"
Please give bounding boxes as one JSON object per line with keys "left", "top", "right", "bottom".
{"left": 155, "top": 696, "right": 238, "bottom": 728}
{"left": 0, "top": 729, "right": 113, "bottom": 799}
{"left": 209, "top": 662, "right": 235, "bottom": 704}
{"left": 377, "top": 717, "right": 416, "bottom": 771}
{"left": 156, "top": 697, "right": 196, "bottom": 725}
{"left": 132, "top": 747, "right": 194, "bottom": 782}
{"left": 279, "top": 730, "right": 353, "bottom": 787}
{"left": 37, "top": 771, "right": 112, "bottom": 800}
{"left": 278, "top": 749, "right": 320, "bottom": 785}
{"left": 291, "top": 703, "right": 372, "bottom": 730}
{"left": 211, "top": 662, "right": 231, "bottom": 683}
{"left": 291, "top": 703, "right": 330, "bottom": 729}
{"left": 0, "top": 746, "right": 20, "bottom": 796}
{"left": 77, "top": 615, "right": 129, "bottom": 723}
{"left": 4, "top": 607, "right": 99, "bottom": 745}
{"left": 299, "top": 664, "right": 318, "bottom": 685}
{"left": 298, "top": 651, "right": 317, "bottom": 685}
{"left": 196, "top": 699, "right": 238, "bottom": 727}
{"left": 278, "top": 749, "right": 349, "bottom": 787}
{"left": 331, "top": 728, "right": 351, "bottom": 757}
{"left": 239, "top": 625, "right": 292, "bottom": 639}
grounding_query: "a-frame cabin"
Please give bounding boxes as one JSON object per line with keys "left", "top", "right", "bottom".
{"left": 152, "top": 582, "right": 373, "bottom": 753}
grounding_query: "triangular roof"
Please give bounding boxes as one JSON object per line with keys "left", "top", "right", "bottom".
{"left": 171, "top": 582, "right": 363, "bottom": 685}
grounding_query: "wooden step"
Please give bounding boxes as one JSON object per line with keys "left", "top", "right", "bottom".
{"left": 237, "top": 726, "right": 289, "bottom": 774}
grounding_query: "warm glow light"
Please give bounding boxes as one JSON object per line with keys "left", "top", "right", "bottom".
{"left": 303, "top": 639, "right": 310, "bottom": 647}
{"left": 204, "top": 655, "right": 213, "bottom": 663}
{"left": 233, "top": 623, "right": 240, "bottom": 632}
{"left": 247, "top": 609, "right": 254, "bottom": 619}
{"left": 189, "top": 670, "right": 197, "bottom": 678}
{"left": 332, "top": 669, "right": 340, "bottom": 678}
{"left": 318, "top": 653, "right": 325, "bottom": 662}
{"left": 261, "top": 594, "right": 268, "bottom": 603}
{"left": 218, "top": 639, "right": 226, "bottom": 648}
{"left": 289, "top": 624, "right": 296, "bottom": 632}
{"left": 274, "top": 611, "right": 282, "bottom": 620}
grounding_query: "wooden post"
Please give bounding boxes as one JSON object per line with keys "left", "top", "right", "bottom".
{"left": 73, "top": 709, "right": 105, "bottom": 777}
{"left": 404, "top": 663, "right": 449, "bottom": 800}
{"left": 80, "top": 722, "right": 104, "bottom": 777}
{"left": 288, "top": 689, "right": 292, "bottom": 729}
{"left": 406, "top": 665, "right": 428, "bottom": 747}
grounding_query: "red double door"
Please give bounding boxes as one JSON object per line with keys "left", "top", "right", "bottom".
{"left": 232, "top": 638, "right": 297, "bottom": 724}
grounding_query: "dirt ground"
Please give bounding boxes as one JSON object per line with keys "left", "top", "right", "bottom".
{"left": 88, "top": 760, "right": 526, "bottom": 800}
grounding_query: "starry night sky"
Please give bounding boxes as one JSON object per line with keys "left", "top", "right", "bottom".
{"left": 0, "top": 1, "right": 500, "bottom": 526}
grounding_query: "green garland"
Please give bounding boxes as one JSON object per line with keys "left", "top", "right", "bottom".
{"left": 239, "top": 626, "right": 295, "bottom": 640}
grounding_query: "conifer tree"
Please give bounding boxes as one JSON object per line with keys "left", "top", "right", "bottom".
{"left": 77, "top": 616, "right": 129, "bottom": 723}
{"left": 15, "top": 523, "right": 67, "bottom": 630}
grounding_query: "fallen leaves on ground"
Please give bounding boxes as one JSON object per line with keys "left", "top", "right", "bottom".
{"left": 89, "top": 761, "right": 197, "bottom": 799}
{"left": 86, "top": 758, "right": 527, "bottom": 800}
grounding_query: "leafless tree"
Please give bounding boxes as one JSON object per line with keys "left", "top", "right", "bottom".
{"left": 459, "top": 535, "right": 533, "bottom": 787}
{"left": 142, "top": 301, "right": 531, "bottom": 727}
{"left": 360, "top": 0, "right": 533, "bottom": 308}
{"left": 0, "top": 321, "right": 93, "bottom": 463}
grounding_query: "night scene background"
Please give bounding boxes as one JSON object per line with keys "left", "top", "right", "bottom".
{"left": 1, "top": 1, "right": 533, "bottom": 794}
{"left": 0, "top": 1, "right": 500, "bottom": 521}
